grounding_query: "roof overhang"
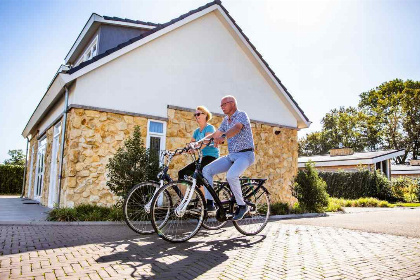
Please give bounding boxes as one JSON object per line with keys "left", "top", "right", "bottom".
{"left": 392, "top": 170, "right": 420, "bottom": 175}
{"left": 64, "top": 13, "right": 156, "bottom": 64}
{"left": 298, "top": 150, "right": 405, "bottom": 168}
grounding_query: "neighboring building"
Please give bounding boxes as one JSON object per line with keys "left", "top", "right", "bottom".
{"left": 298, "top": 148, "right": 405, "bottom": 179}
{"left": 22, "top": 1, "right": 310, "bottom": 208}
{"left": 391, "top": 160, "right": 420, "bottom": 179}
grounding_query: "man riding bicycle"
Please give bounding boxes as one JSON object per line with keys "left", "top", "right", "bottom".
{"left": 202, "top": 95, "right": 255, "bottom": 221}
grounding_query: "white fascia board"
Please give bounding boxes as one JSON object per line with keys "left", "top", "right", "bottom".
{"left": 22, "top": 73, "right": 66, "bottom": 138}
{"left": 98, "top": 17, "right": 155, "bottom": 30}
{"left": 64, "top": 14, "right": 155, "bottom": 64}
{"left": 371, "top": 150, "right": 405, "bottom": 164}
{"left": 213, "top": 6, "right": 310, "bottom": 129}
{"left": 298, "top": 159, "right": 374, "bottom": 168}
{"left": 392, "top": 170, "right": 420, "bottom": 175}
{"left": 62, "top": 5, "right": 219, "bottom": 82}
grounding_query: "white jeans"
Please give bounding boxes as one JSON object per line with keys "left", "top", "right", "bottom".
{"left": 202, "top": 151, "right": 255, "bottom": 205}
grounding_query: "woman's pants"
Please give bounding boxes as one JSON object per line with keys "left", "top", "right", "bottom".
{"left": 178, "top": 156, "right": 217, "bottom": 186}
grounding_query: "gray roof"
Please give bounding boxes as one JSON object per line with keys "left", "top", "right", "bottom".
{"left": 299, "top": 149, "right": 405, "bottom": 164}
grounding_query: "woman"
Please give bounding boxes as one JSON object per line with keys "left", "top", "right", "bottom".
{"left": 178, "top": 106, "right": 219, "bottom": 207}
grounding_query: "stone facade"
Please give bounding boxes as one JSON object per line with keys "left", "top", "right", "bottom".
{"left": 25, "top": 106, "right": 299, "bottom": 208}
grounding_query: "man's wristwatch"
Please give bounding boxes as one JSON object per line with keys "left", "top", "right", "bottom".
{"left": 221, "top": 133, "right": 227, "bottom": 139}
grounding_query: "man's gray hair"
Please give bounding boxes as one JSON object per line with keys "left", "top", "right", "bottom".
{"left": 222, "top": 95, "right": 237, "bottom": 105}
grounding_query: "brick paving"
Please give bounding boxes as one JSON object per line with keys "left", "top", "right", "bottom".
{"left": 0, "top": 222, "right": 420, "bottom": 279}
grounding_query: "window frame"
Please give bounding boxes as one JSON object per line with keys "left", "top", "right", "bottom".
{"left": 75, "top": 35, "right": 99, "bottom": 66}
{"left": 146, "top": 119, "right": 166, "bottom": 158}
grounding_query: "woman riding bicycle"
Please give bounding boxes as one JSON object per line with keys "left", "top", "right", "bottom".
{"left": 177, "top": 106, "right": 219, "bottom": 209}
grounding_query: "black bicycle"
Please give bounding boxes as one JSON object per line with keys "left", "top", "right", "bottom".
{"left": 149, "top": 138, "right": 271, "bottom": 243}
{"left": 123, "top": 145, "right": 231, "bottom": 234}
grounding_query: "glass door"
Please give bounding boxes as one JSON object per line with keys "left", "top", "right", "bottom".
{"left": 48, "top": 123, "right": 61, "bottom": 208}
{"left": 34, "top": 137, "right": 47, "bottom": 202}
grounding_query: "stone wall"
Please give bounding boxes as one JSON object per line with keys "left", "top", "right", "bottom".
{"left": 61, "top": 108, "right": 149, "bottom": 207}
{"left": 24, "top": 137, "right": 38, "bottom": 198}
{"left": 166, "top": 107, "right": 298, "bottom": 204}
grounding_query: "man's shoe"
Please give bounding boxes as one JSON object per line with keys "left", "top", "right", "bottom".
{"left": 233, "top": 205, "right": 249, "bottom": 221}
{"left": 206, "top": 200, "right": 216, "bottom": 212}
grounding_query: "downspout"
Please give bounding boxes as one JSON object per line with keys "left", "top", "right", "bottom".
{"left": 20, "top": 137, "right": 29, "bottom": 198}
{"left": 57, "top": 86, "right": 69, "bottom": 208}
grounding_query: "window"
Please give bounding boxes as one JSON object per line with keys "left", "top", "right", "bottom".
{"left": 48, "top": 122, "right": 62, "bottom": 208}
{"left": 34, "top": 137, "right": 47, "bottom": 201}
{"left": 146, "top": 120, "right": 166, "bottom": 159}
{"left": 75, "top": 35, "right": 98, "bottom": 66}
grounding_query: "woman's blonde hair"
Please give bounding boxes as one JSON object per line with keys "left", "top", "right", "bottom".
{"left": 196, "top": 105, "right": 212, "bottom": 121}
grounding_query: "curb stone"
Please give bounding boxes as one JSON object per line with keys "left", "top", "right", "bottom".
{"left": 0, "top": 213, "right": 326, "bottom": 226}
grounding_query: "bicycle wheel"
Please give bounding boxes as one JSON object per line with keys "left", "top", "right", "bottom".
{"left": 151, "top": 180, "right": 205, "bottom": 243}
{"left": 124, "top": 181, "right": 160, "bottom": 234}
{"left": 233, "top": 184, "right": 270, "bottom": 235}
{"left": 202, "top": 185, "right": 231, "bottom": 230}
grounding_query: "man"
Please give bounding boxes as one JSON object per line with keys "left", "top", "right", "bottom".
{"left": 202, "top": 95, "right": 255, "bottom": 221}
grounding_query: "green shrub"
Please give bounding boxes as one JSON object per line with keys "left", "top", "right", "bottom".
{"left": 328, "top": 197, "right": 393, "bottom": 209}
{"left": 270, "top": 202, "right": 291, "bottom": 215}
{"left": 318, "top": 170, "right": 395, "bottom": 202}
{"left": 0, "top": 164, "right": 24, "bottom": 194}
{"left": 106, "top": 126, "right": 161, "bottom": 197}
{"left": 47, "top": 204, "right": 124, "bottom": 222}
{"left": 391, "top": 177, "right": 419, "bottom": 202}
{"left": 292, "top": 162, "right": 329, "bottom": 213}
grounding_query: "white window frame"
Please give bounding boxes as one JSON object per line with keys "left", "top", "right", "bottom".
{"left": 27, "top": 146, "right": 35, "bottom": 198}
{"left": 34, "top": 136, "right": 47, "bottom": 202}
{"left": 75, "top": 35, "right": 98, "bottom": 66}
{"left": 146, "top": 119, "right": 166, "bottom": 161}
{"left": 48, "top": 122, "right": 62, "bottom": 208}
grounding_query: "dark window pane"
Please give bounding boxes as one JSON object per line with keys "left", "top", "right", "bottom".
{"left": 150, "top": 136, "right": 161, "bottom": 157}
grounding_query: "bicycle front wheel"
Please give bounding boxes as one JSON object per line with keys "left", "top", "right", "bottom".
{"left": 233, "top": 184, "right": 270, "bottom": 235}
{"left": 123, "top": 181, "right": 160, "bottom": 234}
{"left": 150, "top": 181, "right": 205, "bottom": 243}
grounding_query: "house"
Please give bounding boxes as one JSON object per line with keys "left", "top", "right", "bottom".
{"left": 391, "top": 160, "right": 420, "bottom": 179}
{"left": 22, "top": 0, "right": 310, "bottom": 208}
{"left": 298, "top": 148, "right": 405, "bottom": 179}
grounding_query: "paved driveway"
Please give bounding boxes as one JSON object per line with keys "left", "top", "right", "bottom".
{"left": 0, "top": 196, "right": 49, "bottom": 222}
{"left": 1, "top": 214, "right": 420, "bottom": 279}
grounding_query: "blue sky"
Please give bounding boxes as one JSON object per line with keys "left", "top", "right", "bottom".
{"left": 0, "top": 0, "right": 419, "bottom": 163}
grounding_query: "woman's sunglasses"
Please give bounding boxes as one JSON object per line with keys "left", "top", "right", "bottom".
{"left": 194, "top": 112, "right": 204, "bottom": 117}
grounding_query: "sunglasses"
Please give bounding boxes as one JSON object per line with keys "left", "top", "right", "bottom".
{"left": 194, "top": 112, "right": 204, "bottom": 117}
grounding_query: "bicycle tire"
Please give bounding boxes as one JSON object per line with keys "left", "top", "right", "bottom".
{"left": 233, "top": 184, "right": 270, "bottom": 236}
{"left": 123, "top": 181, "right": 161, "bottom": 234}
{"left": 202, "top": 185, "right": 231, "bottom": 230}
{"left": 150, "top": 180, "right": 205, "bottom": 243}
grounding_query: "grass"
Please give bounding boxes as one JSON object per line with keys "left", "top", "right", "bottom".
{"left": 393, "top": 202, "right": 420, "bottom": 207}
{"left": 47, "top": 204, "right": 124, "bottom": 222}
{"left": 327, "top": 197, "right": 394, "bottom": 211}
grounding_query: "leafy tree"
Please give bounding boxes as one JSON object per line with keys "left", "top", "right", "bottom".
{"left": 106, "top": 126, "right": 161, "bottom": 197}
{"left": 359, "top": 79, "right": 420, "bottom": 163}
{"left": 3, "top": 149, "right": 25, "bottom": 166}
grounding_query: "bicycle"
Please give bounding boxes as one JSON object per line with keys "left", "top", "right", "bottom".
{"left": 149, "top": 138, "right": 271, "bottom": 243}
{"left": 123, "top": 145, "right": 231, "bottom": 234}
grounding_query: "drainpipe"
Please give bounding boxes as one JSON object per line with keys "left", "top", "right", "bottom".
{"left": 20, "top": 137, "right": 29, "bottom": 198}
{"left": 57, "top": 86, "right": 69, "bottom": 208}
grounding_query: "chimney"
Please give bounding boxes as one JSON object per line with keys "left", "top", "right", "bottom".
{"left": 329, "top": 147, "right": 354, "bottom": 157}
{"left": 410, "top": 160, "right": 420, "bottom": 166}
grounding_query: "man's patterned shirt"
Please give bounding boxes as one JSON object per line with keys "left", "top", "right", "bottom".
{"left": 219, "top": 110, "right": 255, "bottom": 153}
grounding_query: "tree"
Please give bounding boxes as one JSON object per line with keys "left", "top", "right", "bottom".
{"left": 106, "top": 126, "right": 161, "bottom": 197}
{"left": 359, "top": 79, "right": 420, "bottom": 163}
{"left": 3, "top": 149, "right": 25, "bottom": 166}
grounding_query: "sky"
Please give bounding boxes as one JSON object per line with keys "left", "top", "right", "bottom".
{"left": 0, "top": 0, "right": 419, "bottom": 163}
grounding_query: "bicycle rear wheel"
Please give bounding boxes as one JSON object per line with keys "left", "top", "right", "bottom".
{"left": 150, "top": 181, "right": 205, "bottom": 243}
{"left": 202, "top": 185, "right": 231, "bottom": 230}
{"left": 124, "top": 181, "right": 159, "bottom": 234}
{"left": 233, "top": 184, "right": 270, "bottom": 235}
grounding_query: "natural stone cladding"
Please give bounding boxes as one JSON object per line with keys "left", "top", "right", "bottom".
{"left": 167, "top": 107, "right": 298, "bottom": 204}
{"left": 61, "top": 108, "right": 149, "bottom": 208}
{"left": 26, "top": 107, "right": 298, "bottom": 208}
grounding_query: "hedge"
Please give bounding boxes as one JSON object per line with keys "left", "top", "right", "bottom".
{"left": 318, "top": 170, "right": 395, "bottom": 202}
{"left": 0, "top": 165, "right": 24, "bottom": 194}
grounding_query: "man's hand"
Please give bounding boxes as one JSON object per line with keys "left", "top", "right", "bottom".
{"left": 214, "top": 137, "right": 225, "bottom": 147}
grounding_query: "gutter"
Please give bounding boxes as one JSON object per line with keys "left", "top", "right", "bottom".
{"left": 20, "top": 137, "right": 29, "bottom": 198}
{"left": 57, "top": 87, "right": 69, "bottom": 208}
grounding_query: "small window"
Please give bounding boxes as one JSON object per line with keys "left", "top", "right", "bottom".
{"left": 146, "top": 120, "right": 166, "bottom": 159}
{"left": 75, "top": 35, "right": 98, "bottom": 66}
